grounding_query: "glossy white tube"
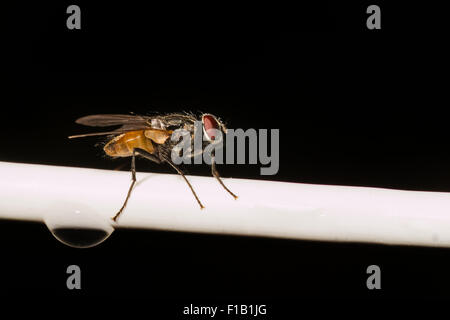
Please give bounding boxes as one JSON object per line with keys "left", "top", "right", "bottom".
{"left": 1, "top": 161, "right": 450, "bottom": 247}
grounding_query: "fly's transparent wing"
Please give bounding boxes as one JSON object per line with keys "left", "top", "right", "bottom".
{"left": 70, "top": 114, "right": 154, "bottom": 139}
{"left": 75, "top": 114, "right": 151, "bottom": 127}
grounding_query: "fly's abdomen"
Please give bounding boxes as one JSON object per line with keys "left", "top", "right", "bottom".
{"left": 103, "top": 131, "right": 154, "bottom": 157}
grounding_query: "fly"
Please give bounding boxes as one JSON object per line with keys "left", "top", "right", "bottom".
{"left": 69, "top": 113, "right": 237, "bottom": 222}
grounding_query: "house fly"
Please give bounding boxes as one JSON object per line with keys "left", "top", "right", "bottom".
{"left": 69, "top": 113, "right": 237, "bottom": 222}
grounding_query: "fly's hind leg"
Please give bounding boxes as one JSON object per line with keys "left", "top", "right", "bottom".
{"left": 211, "top": 151, "right": 238, "bottom": 199}
{"left": 112, "top": 149, "right": 137, "bottom": 222}
{"left": 112, "top": 148, "right": 161, "bottom": 222}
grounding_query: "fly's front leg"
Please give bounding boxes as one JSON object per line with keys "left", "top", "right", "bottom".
{"left": 211, "top": 151, "right": 238, "bottom": 199}
{"left": 112, "top": 149, "right": 137, "bottom": 222}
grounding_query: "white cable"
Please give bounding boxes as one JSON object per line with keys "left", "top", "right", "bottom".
{"left": 1, "top": 161, "right": 450, "bottom": 247}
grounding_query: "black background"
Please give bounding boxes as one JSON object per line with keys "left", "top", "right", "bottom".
{"left": 2, "top": 0, "right": 450, "bottom": 316}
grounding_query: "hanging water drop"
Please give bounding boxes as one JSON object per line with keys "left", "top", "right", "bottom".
{"left": 44, "top": 202, "right": 114, "bottom": 248}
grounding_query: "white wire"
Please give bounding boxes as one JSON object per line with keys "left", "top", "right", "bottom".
{"left": 1, "top": 161, "right": 450, "bottom": 247}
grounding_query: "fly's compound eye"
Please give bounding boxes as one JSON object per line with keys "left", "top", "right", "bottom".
{"left": 202, "top": 114, "right": 224, "bottom": 142}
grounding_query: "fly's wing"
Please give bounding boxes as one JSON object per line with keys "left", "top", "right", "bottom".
{"left": 68, "top": 130, "right": 132, "bottom": 139}
{"left": 70, "top": 113, "right": 197, "bottom": 139}
{"left": 75, "top": 114, "right": 151, "bottom": 127}
{"left": 69, "top": 114, "right": 152, "bottom": 139}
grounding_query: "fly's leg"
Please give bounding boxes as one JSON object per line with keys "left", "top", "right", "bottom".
{"left": 134, "top": 148, "right": 162, "bottom": 164}
{"left": 163, "top": 156, "right": 205, "bottom": 209}
{"left": 112, "top": 148, "right": 162, "bottom": 222}
{"left": 211, "top": 151, "right": 238, "bottom": 199}
{"left": 112, "top": 149, "right": 137, "bottom": 222}
{"left": 139, "top": 148, "right": 204, "bottom": 209}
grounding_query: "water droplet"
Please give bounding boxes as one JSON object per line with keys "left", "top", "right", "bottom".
{"left": 44, "top": 202, "right": 114, "bottom": 248}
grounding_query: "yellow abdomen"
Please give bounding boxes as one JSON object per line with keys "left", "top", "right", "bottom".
{"left": 103, "top": 130, "right": 155, "bottom": 157}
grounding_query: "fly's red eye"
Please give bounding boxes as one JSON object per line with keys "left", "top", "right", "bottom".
{"left": 202, "top": 114, "right": 219, "bottom": 140}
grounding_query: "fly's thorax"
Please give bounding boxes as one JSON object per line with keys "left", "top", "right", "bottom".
{"left": 144, "top": 129, "right": 173, "bottom": 145}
